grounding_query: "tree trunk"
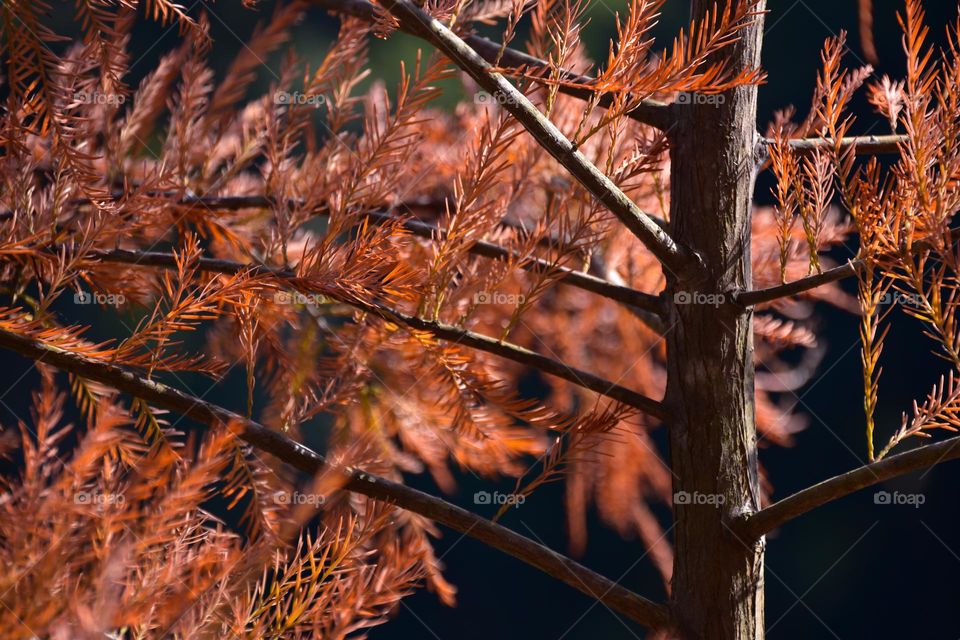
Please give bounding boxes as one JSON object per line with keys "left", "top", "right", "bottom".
{"left": 665, "top": 1, "right": 766, "bottom": 638}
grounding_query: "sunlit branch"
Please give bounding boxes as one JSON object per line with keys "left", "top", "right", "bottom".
{"left": 370, "top": 212, "right": 666, "bottom": 315}
{"left": 93, "top": 249, "right": 668, "bottom": 418}
{"left": 372, "top": 0, "right": 703, "bottom": 281}
{"left": 733, "top": 227, "right": 960, "bottom": 307}
{"left": 307, "top": 0, "right": 674, "bottom": 130}
{"left": 760, "top": 134, "right": 908, "bottom": 155}
{"left": 735, "top": 435, "right": 960, "bottom": 539}
{"left": 0, "top": 326, "right": 673, "bottom": 631}
{"left": 361, "top": 301, "right": 668, "bottom": 417}
{"left": 733, "top": 260, "right": 856, "bottom": 307}
{"left": 63, "top": 193, "right": 666, "bottom": 317}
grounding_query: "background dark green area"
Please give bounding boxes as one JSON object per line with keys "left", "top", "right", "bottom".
{"left": 5, "top": 1, "right": 960, "bottom": 638}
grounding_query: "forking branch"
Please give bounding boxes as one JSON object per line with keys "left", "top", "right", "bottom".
{"left": 308, "top": 0, "right": 675, "bottom": 130}
{"left": 371, "top": 0, "right": 705, "bottom": 282}
{"left": 311, "top": 0, "right": 907, "bottom": 160}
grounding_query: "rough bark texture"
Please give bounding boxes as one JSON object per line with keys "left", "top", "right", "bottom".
{"left": 665, "top": 1, "right": 766, "bottom": 638}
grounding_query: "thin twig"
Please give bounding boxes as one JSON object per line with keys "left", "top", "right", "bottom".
{"left": 91, "top": 249, "right": 668, "bottom": 418}
{"left": 0, "top": 325, "right": 673, "bottom": 630}
{"left": 735, "top": 435, "right": 960, "bottom": 539}
{"left": 375, "top": 0, "right": 703, "bottom": 281}
{"left": 762, "top": 134, "right": 907, "bottom": 155}
{"left": 307, "top": 0, "right": 674, "bottom": 130}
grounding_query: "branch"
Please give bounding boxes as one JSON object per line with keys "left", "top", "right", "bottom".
{"left": 735, "top": 435, "right": 960, "bottom": 539}
{"left": 92, "top": 249, "right": 668, "bottom": 418}
{"left": 367, "top": 211, "right": 665, "bottom": 315}
{"left": 63, "top": 193, "right": 666, "bottom": 317}
{"left": 733, "top": 227, "right": 960, "bottom": 307}
{"left": 364, "top": 301, "right": 668, "bottom": 417}
{"left": 586, "top": 250, "right": 667, "bottom": 334}
{"left": 0, "top": 326, "right": 673, "bottom": 630}
{"left": 733, "top": 260, "right": 856, "bottom": 307}
{"left": 307, "top": 0, "right": 674, "bottom": 130}
{"left": 373, "top": 0, "right": 703, "bottom": 281}
{"left": 389, "top": 194, "right": 669, "bottom": 245}
{"left": 761, "top": 134, "right": 907, "bottom": 155}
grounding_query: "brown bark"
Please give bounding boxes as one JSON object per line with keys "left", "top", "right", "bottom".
{"left": 664, "top": 2, "right": 767, "bottom": 638}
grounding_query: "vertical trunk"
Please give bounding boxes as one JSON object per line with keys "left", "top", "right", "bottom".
{"left": 665, "top": 2, "right": 766, "bottom": 638}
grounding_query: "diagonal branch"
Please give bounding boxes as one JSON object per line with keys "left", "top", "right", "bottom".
{"left": 315, "top": 0, "right": 902, "bottom": 158}
{"left": 733, "top": 226, "right": 960, "bottom": 307}
{"left": 56, "top": 193, "right": 666, "bottom": 317}
{"left": 733, "top": 260, "right": 857, "bottom": 307}
{"left": 372, "top": 0, "right": 703, "bottom": 281}
{"left": 367, "top": 211, "right": 666, "bottom": 315}
{"left": 735, "top": 435, "right": 960, "bottom": 539}
{"left": 92, "top": 249, "right": 668, "bottom": 418}
{"left": 365, "top": 301, "right": 667, "bottom": 416}
{"left": 308, "top": 0, "right": 674, "bottom": 130}
{"left": 0, "top": 325, "right": 673, "bottom": 630}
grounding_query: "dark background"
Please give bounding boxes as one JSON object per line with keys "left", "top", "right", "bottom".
{"left": 4, "top": 1, "right": 960, "bottom": 638}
